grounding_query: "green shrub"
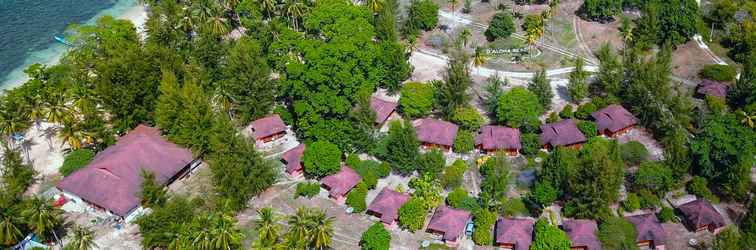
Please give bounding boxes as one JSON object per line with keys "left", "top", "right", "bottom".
{"left": 706, "top": 95, "right": 727, "bottom": 114}
{"left": 687, "top": 176, "right": 719, "bottom": 203}
{"left": 398, "top": 198, "right": 426, "bottom": 232}
{"left": 623, "top": 193, "right": 641, "bottom": 211}
{"left": 296, "top": 182, "right": 321, "bottom": 198}
{"left": 472, "top": 209, "right": 496, "bottom": 245}
{"left": 546, "top": 112, "right": 560, "bottom": 123}
{"left": 620, "top": 141, "right": 648, "bottom": 165}
{"left": 60, "top": 149, "right": 95, "bottom": 176}
{"left": 351, "top": 159, "right": 387, "bottom": 189}
{"left": 699, "top": 64, "right": 737, "bottom": 82}
{"left": 560, "top": 105, "right": 574, "bottom": 119}
{"left": 532, "top": 181, "right": 558, "bottom": 206}
{"left": 638, "top": 189, "right": 661, "bottom": 209}
{"left": 502, "top": 198, "right": 529, "bottom": 216}
{"left": 376, "top": 162, "right": 391, "bottom": 177}
{"left": 303, "top": 141, "right": 342, "bottom": 177}
{"left": 485, "top": 12, "right": 515, "bottom": 41}
{"left": 346, "top": 154, "right": 362, "bottom": 168}
{"left": 574, "top": 103, "right": 597, "bottom": 119}
{"left": 405, "top": 0, "right": 439, "bottom": 35}
{"left": 399, "top": 82, "right": 434, "bottom": 118}
{"left": 657, "top": 207, "right": 676, "bottom": 223}
{"left": 441, "top": 160, "right": 468, "bottom": 189}
{"left": 520, "top": 133, "right": 541, "bottom": 156}
{"left": 347, "top": 182, "right": 369, "bottom": 212}
{"left": 453, "top": 130, "right": 475, "bottom": 153}
{"left": 634, "top": 161, "right": 674, "bottom": 196}
{"left": 447, "top": 187, "right": 478, "bottom": 211}
{"left": 577, "top": 121, "right": 598, "bottom": 138}
{"left": 418, "top": 149, "right": 445, "bottom": 178}
{"left": 361, "top": 222, "right": 391, "bottom": 250}
{"left": 450, "top": 106, "right": 484, "bottom": 131}
{"left": 273, "top": 106, "right": 293, "bottom": 125}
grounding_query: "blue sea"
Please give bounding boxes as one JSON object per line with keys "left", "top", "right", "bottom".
{"left": 0, "top": 0, "right": 141, "bottom": 89}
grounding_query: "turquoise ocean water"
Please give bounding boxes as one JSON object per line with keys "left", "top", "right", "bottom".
{"left": 0, "top": 0, "right": 140, "bottom": 89}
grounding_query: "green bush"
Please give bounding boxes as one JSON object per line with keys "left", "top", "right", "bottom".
{"left": 418, "top": 149, "right": 446, "bottom": 178}
{"left": 346, "top": 154, "right": 362, "bottom": 168}
{"left": 634, "top": 161, "right": 674, "bottom": 196}
{"left": 347, "top": 182, "right": 369, "bottom": 212}
{"left": 502, "top": 198, "right": 529, "bottom": 216}
{"left": 398, "top": 198, "right": 427, "bottom": 232}
{"left": 687, "top": 176, "right": 719, "bottom": 203}
{"left": 560, "top": 105, "right": 574, "bottom": 119}
{"left": 273, "top": 106, "right": 293, "bottom": 126}
{"left": 546, "top": 112, "right": 560, "bottom": 123}
{"left": 351, "top": 159, "right": 387, "bottom": 189}
{"left": 447, "top": 187, "right": 478, "bottom": 210}
{"left": 453, "top": 130, "right": 475, "bottom": 153}
{"left": 399, "top": 82, "right": 435, "bottom": 118}
{"left": 620, "top": 141, "right": 648, "bottom": 165}
{"left": 450, "top": 106, "right": 484, "bottom": 131}
{"left": 706, "top": 95, "right": 727, "bottom": 114}
{"left": 485, "top": 12, "right": 515, "bottom": 41}
{"left": 699, "top": 64, "right": 737, "bottom": 82}
{"left": 361, "top": 222, "right": 391, "bottom": 250}
{"left": 303, "top": 141, "right": 342, "bottom": 177}
{"left": 405, "top": 0, "right": 439, "bottom": 35}
{"left": 472, "top": 208, "right": 496, "bottom": 245}
{"left": 638, "top": 189, "right": 661, "bottom": 209}
{"left": 520, "top": 133, "right": 541, "bottom": 156}
{"left": 577, "top": 121, "right": 598, "bottom": 138}
{"left": 657, "top": 207, "right": 676, "bottom": 223}
{"left": 497, "top": 87, "right": 544, "bottom": 129}
{"left": 574, "top": 103, "right": 597, "bottom": 119}
{"left": 622, "top": 193, "right": 641, "bottom": 211}
{"left": 60, "top": 149, "right": 95, "bottom": 176}
{"left": 296, "top": 182, "right": 321, "bottom": 198}
{"left": 441, "top": 160, "right": 468, "bottom": 189}
{"left": 532, "top": 181, "right": 558, "bottom": 207}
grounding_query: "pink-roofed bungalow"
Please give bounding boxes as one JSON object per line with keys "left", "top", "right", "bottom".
{"left": 563, "top": 219, "right": 602, "bottom": 250}
{"left": 476, "top": 125, "right": 521, "bottom": 156}
{"left": 426, "top": 205, "right": 471, "bottom": 247}
{"left": 678, "top": 199, "right": 726, "bottom": 233}
{"left": 540, "top": 119, "right": 587, "bottom": 150}
{"left": 366, "top": 188, "right": 410, "bottom": 229}
{"left": 370, "top": 96, "right": 399, "bottom": 126}
{"left": 696, "top": 79, "right": 728, "bottom": 99}
{"left": 494, "top": 218, "right": 534, "bottom": 250}
{"left": 591, "top": 104, "right": 638, "bottom": 137}
{"left": 57, "top": 125, "right": 199, "bottom": 221}
{"left": 321, "top": 167, "right": 361, "bottom": 204}
{"left": 249, "top": 114, "right": 287, "bottom": 144}
{"left": 414, "top": 118, "right": 459, "bottom": 153}
{"left": 626, "top": 213, "right": 666, "bottom": 250}
{"left": 281, "top": 144, "right": 305, "bottom": 178}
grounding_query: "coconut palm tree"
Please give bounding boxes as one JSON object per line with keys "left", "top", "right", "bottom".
{"left": 21, "top": 197, "right": 62, "bottom": 241}
{"left": 306, "top": 209, "right": 333, "bottom": 250}
{"left": 257, "top": 0, "right": 278, "bottom": 20}
{"left": 0, "top": 214, "right": 23, "bottom": 246}
{"left": 284, "top": 0, "right": 307, "bottom": 31}
{"left": 42, "top": 92, "right": 71, "bottom": 125}
{"left": 208, "top": 213, "right": 241, "bottom": 250}
{"left": 473, "top": 47, "right": 487, "bottom": 68}
{"left": 0, "top": 108, "right": 26, "bottom": 145}
{"left": 285, "top": 207, "right": 310, "bottom": 248}
{"left": 67, "top": 225, "right": 98, "bottom": 250}
{"left": 255, "top": 207, "right": 281, "bottom": 247}
{"left": 209, "top": 14, "right": 230, "bottom": 36}
{"left": 459, "top": 29, "right": 471, "bottom": 47}
{"left": 738, "top": 110, "right": 756, "bottom": 128}
{"left": 58, "top": 120, "right": 87, "bottom": 150}
{"left": 366, "top": 0, "right": 383, "bottom": 13}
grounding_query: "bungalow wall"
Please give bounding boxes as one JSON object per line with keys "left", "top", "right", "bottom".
{"left": 602, "top": 125, "right": 634, "bottom": 138}
{"left": 422, "top": 143, "right": 452, "bottom": 152}
{"left": 257, "top": 131, "right": 286, "bottom": 143}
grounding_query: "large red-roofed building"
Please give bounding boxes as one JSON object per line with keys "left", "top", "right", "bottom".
{"left": 540, "top": 119, "right": 587, "bottom": 150}
{"left": 494, "top": 217, "right": 534, "bottom": 250}
{"left": 366, "top": 188, "right": 410, "bottom": 229}
{"left": 696, "top": 79, "right": 728, "bottom": 99}
{"left": 370, "top": 97, "right": 398, "bottom": 126}
{"left": 591, "top": 104, "right": 638, "bottom": 137}
{"left": 281, "top": 144, "right": 305, "bottom": 178}
{"left": 626, "top": 213, "right": 666, "bottom": 250}
{"left": 57, "top": 125, "right": 198, "bottom": 221}
{"left": 426, "top": 205, "right": 471, "bottom": 247}
{"left": 678, "top": 199, "right": 726, "bottom": 233}
{"left": 475, "top": 125, "right": 521, "bottom": 156}
{"left": 563, "top": 219, "right": 602, "bottom": 250}
{"left": 414, "top": 118, "right": 459, "bottom": 152}
{"left": 249, "top": 115, "right": 287, "bottom": 144}
{"left": 321, "top": 167, "right": 361, "bottom": 204}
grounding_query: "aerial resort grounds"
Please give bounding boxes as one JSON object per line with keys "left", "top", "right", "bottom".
{"left": 0, "top": 0, "right": 755, "bottom": 250}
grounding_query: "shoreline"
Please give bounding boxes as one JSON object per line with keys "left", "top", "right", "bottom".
{"left": 0, "top": 0, "right": 148, "bottom": 90}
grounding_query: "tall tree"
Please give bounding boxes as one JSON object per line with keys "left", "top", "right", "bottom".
{"left": 497, "top": 87, "right": 543, "bottom": 130}
{"left": 564, "top": 138, "right": 624, "bottom": 220}
{"left": 594, "top": 43, "right": 623, "bottom": 96}
{"left": 67, "top": 225, "right": 98, "bottom": 250}
{"left": 528, "top": 69, "right": 553, "bottom": 110}
{"left": 435, "top": 50, "right": 472, "bottom": 119}
{"left": 530, "top": 219, "right": 571, "bottom": 250}
{"left": 568, "top": 57, "right": 589, "bottom": 103}
{"left": 220, "top": 37, "right": 276, "bottom": 124}
{"left": 22, "top": 197, "right": 63, "bottom": 241}
{"left": 307, "top": 209, "right": 334, "bottom": 250}
{"left": 578, "top": 0, "right": 622, "bottom": 23}
{"left": 254, "top": 207, "right": 282, "bottom": 248}
{"left": 381, "top": 120, "right": 420, "bottom": 175}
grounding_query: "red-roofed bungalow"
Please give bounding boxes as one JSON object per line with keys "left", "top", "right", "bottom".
{"left": 57, "top": 125, "right": 199, "bottom": 221}
{"left": 563, "top": 219, "right": 602, "bottom": 250}
{"left": 540, "top": 119, "right": 587, "bottom": 150}
{"left": 494, "top": 218, "right": 534, "bottom": 250}
{"left": 591, "top": 104, "right": 638, "bottom": 137}
{"left": 626, "top": 213, "right": 666, "bottom": 250}
{"left": 476, "top": 125, "right": 521, "bottom": 156}
{"left": 249, "top": 115, "right": 287, "bottom": 144}
{"left": 696, "top": 79, "right": 728, "bottom": 99}
{"left": 281, "top": 144, "right": 305, "bottom": 178}
{"left": 426, "top": 205, "right": 471, "bottom": 247}
{"left": 414, "top": 118, "right": 459, "bottom": 153}
{"left": 370, "top": 96, "right": 398, "bottom": 126}
{"left": 321, "top": 167, "right": 361, "bottom": 204}
{"left": 367, "top": 188, "right": 410, "bottom": 229}
{"left": 678, "top": 199, "right": 726, "bottom": 233}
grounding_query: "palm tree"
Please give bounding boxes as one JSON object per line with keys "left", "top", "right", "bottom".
{"left": 473, "top": 47, "right": 487, "bottom": 69}
{"left": 0, "top": 214, "right": 22, "bottom": 246}
{"left": 67, "top": 225, "right": 98, "bottom": 250}
{"left": 306, "top": 209, "right": 334, "bottom": 250}
{"left": 366, "top": 0, "right": 383, "bottom": 13}
{"left": 209, "top": 213, "right": 241, "bottom": 250}
{"left": 43, "top": 92, "right": 71, "bottom": 125}
{"left": 284, "top": 0, "right": 306, "bottom": 31}
{"left": 738, "top": 110, "right": 756, "bottom": 128}
{"left": 0, "top": 108, "right": 27, "bottom": 145}
{"left": 255, "top": 207, "right": 281, "bottom": 247}
{"left": 257, "top": 0, "right": 278, "bottom": 20}
{"left": 58, "top": 120, "right": 87, "bottom": 150}
{"left": 21, "top": 197, "right": 62, "bottom": 241}
{"left": 285, "top": 207, "right": 310, "bottom": 248}
{"left": 459, "top": 29, "right": 471, "bottom": 47}
{"left": 209, "top": 14, "right": 230, "bottom": 36}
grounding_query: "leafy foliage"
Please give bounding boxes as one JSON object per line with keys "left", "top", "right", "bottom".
{"left": 303, "top": 141, "right": 342, "bottom": 178}
{"left": 450, "top": 107, "right": 484, "bottom": 131}
{"left": 296, "top": 182, "right": 322, "bottom": 198}
{"left": 59, "top": 149, "right": 95, "bottom": 177}
{"left": 577, "top": 121, "right": 597, "bottom": 138}
{"left": 398, "top": 198, "right": 426, "bottom": 232}
{"left": 381, "top": 120, "right": 420, "bottom": 175}
{"left": 520, "top": 133, "right": 541, "bottom": 156}
{"left": 634, "top": 161, "right": 675, "bottom": 196}
{"left": 686, "top": 176, "right": 719, "bottom": 203}
{"left": 435, "top": 52, "right": 472, "bottom": 119}
{"left": 699, "top": 64, "right": 738, "bottom": 82}
{"left": 563, "top": 138, "right": 624, "bottom": 220}
{"left": 497, "top": 87, "right": 543, "bottom": 130}
{"left": 453, "top": 130, "right": 475, "bottom": 153}
{"left": 620, "top": 141, "right": 649, "bottom": 165}
{"left": 485, "top": 12, "right": 515, "bottom": 41}
{"left": 418, "top": 149, "right": 446, "bottom": 178}
{"left": 530, "top": 219, "right": 571, "bottom": 250}
{"left": 360, "top": 222, "right": 391, "bottom": 250}
{"left": 472, "top": 208, "right": 496, "bottom": 245}
{"left": 399, "top": 82, "right": 435, "bottom": 119}
{"left": 140, "top": 170, "right": 167, "bottom": 208}
{"left": 568, "top": 58, "right": 590, "bottom": 103}
{"left": 657, "top": 207, "right": 676, "bottom": 223}
{"left": 578, "top": 0, "right": 622, "bottom": 23}
{"left": 441, "top": 160, "right": 468, "bottom": 189}
{"left": 597, "top": 217, "right": 639, "bottom": 250}
{"left": 404, "top": 0, "right": 440, "bottom": 36}
{"left": 479, "top": 154, "right": 511, "bottom": 207}
{"left": 346, "top": 182, "right": 368, "bottom": 212}
{"left": 528, "top": 69, "right": 553, "bottom": 110}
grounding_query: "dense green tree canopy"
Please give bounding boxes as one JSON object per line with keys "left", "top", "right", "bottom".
{"left": 303, "top": 141, "right": 343, "bottom": 178}
{"left": 531, "top": 219, "right": 571, "bottom": 250}
{"left": 485, "top": 12, "right": 515, "bottom": 41}
{"left": 497, "top": 87, "right": 543, "bottom": 130}
{"left": 360, "top": 222, "right": 391, "bottom": 250}
{"left": 399, "top": 82, "right": 435, "bottom": 118}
